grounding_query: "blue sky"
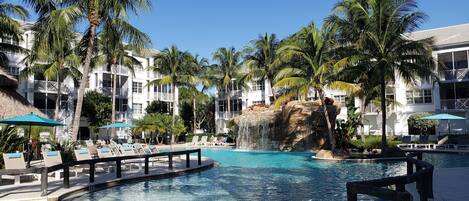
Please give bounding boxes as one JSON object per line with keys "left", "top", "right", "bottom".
{"left": 13, "top": 0, "right": 469, "bottom": 62}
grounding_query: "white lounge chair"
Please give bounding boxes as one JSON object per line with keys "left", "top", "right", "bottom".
{"left": 2, "top": 153, "right": 41, "bottom": 184}
{"left": 188, "top": 136, "right": 199, "bottom": 146}
{"left": 198, "top": 136, "right": 208, "bottom": 146}
{"left": 43, "top": 151, "right": 78, "bottom": 180}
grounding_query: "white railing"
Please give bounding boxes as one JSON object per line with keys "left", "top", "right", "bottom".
{"left": 217, "top": 90, "right": 242, "bottom": 98}
{"left": 157, "top": 92, "right": 173, "bottom": 101}
{"left": 101, "top": 87, "right": 129, "bottom": 97}
{"left": 34, "top": 80, "right": 71, "bottom": 94}
{"left": 217, "top": 111, "right": 241, "bottom": 119}
{"left": 440, "top": 69, "right": 469, "bottom": 81}
{"left": 440, "top": 98, "right": 469, "bottom": 111}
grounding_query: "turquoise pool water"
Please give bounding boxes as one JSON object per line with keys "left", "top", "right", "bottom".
{"left": 68, "top": 149, "right": 469, "bottom": 201}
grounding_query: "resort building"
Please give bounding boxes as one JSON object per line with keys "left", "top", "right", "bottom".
{"left": 215, "top": 23, "right": 469, "bottom": 135}
{"left": 3, "top": 21, "right": 177, "bottom": 139}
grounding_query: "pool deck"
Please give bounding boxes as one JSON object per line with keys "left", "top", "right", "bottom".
{"left": 406, "top": 167, "right": 469, "bottom": 201}
{"left": 0, "top": 156, "right": 215, "bottom": 201}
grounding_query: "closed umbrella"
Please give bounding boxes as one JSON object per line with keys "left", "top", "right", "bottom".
{"left": 0, "top": 113, "right": 65, "bottom": 167}
{"left": 421, "top": 113, "right": 465, "bottom": 135}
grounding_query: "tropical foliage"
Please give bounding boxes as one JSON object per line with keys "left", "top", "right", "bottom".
{"left": 0, "top": 0, "right": 28, "bottom": 69}
{"left": 81, "top": 90, "right": 112, "bottom": 132}
{"left": 408, "top": 112, "right": 437, "bottom": 135}
{"left": 0, "top": 126, "right": 26, "bottom": 168}
{"left": 133, "top": 113, "right": 186, "bottom": 144}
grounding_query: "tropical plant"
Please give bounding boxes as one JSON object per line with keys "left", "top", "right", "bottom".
{"left": 147, "top": 45, "right": 195, "bottom": 143}
{"left": 408, "top": 112, "right": 437, "bottom": 135}
{"left": 274, "top": 23, "right": 356, "bottom": 152}
{"left": 0, "top": 0, "right": 29, "bottom": 69}
{"left": 133, "top": 113, "right": 186, "bottom": 144}
{"left": 0, "top": 126, "right": 26, "bottom": 168}
{"left": 81, "top": 90, "right": 112, "bottom": 133}
{"left": 95, "top": 19, "right": 150, "bottom": 138}
{"left": 210, "top": 47, "right": 243, "bottom": 118}
{"left": 21, "top": 6, "right": 81, "bottom": 120}
{"left": 243, "top": 33, "right": 281, "bottom": 102}
{"left": 327, "top": 0, "right": 437, "bottom": 153}
{"left": 145, "top": 100, "right": 170, "bottom": 114}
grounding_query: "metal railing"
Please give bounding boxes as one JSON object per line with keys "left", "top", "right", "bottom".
{"left": 346, "top": 152, "right": 433, "bottom": 201}
{"left": 440, "top": 98, "right": 469, "bottom": 111}
{"left": 217, "top": 111, "right": 241, "bottom": 119}
{"left": 440, "top": 69, "right": 469, "bottom": 81}
{"left": 33, "top": 80, "right": 71, "bottom": 94}
{"left": 101, "top": 87, "right": 129, "bottom": 97}
{"left": 0, "top": 149, "right": 203, "bottom": 197}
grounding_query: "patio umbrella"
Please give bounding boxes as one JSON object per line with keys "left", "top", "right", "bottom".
{"left": 421, "top": 113, "right": 465, "bottom": 135}
{"left": 99, "top": 122, "right": 136, "bottom": 141}
{"left": 0, "top": 113, "right": 65, "bottom": 167}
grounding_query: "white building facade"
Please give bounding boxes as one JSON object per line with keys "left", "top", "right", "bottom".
{"left": 215, "top": 23, "right": 469, "bottom": 135}
{"left": 3, "top": 22, "right": 176, "bottom": 139}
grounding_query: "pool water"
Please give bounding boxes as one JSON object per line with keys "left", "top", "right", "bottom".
{"left": 68, "top": 149, "right": 469, "bottom": 201}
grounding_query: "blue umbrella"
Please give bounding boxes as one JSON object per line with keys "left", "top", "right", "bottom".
{"left": 0, "top": 113, "right": 65, "bottom": 167}
{"left": 421, "top": 113, "right": 465, "bottom": 135}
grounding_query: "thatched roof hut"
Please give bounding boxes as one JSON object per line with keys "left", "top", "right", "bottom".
{"left": 0, "top": 68, "right": 45, "bottom": 119}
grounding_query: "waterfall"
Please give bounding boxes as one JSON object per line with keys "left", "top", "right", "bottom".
{"left": 236, "top": 117, "right": 273, "bottom": 150}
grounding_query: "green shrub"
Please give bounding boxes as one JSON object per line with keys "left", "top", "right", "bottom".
{"left": 408, "top": 112, "right": 437, "bottom": 135}
{"left": 350, "top": 135, "right": 401, "bottom": 150}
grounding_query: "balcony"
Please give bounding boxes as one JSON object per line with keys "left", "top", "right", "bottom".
{"left": 440, "top": 99, "right": 469, "bottom": 111}
{"left": 217, "top": 111, "right": 241, "bottom": 120}
{"left": 101, "top": 87, "right": 128, "bottom": 97}
{"left": 103, "top": 65, "right": 129, "bottom": 75}
{"left": 34, "top": 80, "right": 71, "bottom": 94}
{"left": 217, "top": 90, "right": 242, "bottom": 98}
{"left": 440, "top": 69, "right": 469, "bottom": 81}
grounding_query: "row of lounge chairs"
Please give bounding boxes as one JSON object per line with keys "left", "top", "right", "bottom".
{"left": 397, "top": 135, "right": 469, "bottom": 151}
{"left": 1, "top": 140, "right": 164, "bottom": 185}
{"left": 187, "top": 136, "right": 232, "bottom": 146}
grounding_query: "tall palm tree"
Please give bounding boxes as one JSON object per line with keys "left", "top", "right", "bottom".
{"left": 96, "top": 18, "right": 150, "bottom": 139}
{"left": 275, "top": 23, "right": 356, "bottom": 152}
{"left": 22, "top": 6, "right": 81, "bottom": 121}
{"left": 186, "top": 54, "right": 208, "bottom": 132}
{"left": 0, "top": 1, "right": 29, "bottom": 69}
{"left": 211, "top": 47, "right": 243, "bottom": 118}
{"left": 60, "top": 0, "right": 151, "bottom": 141}
{"left": 327, "top": 0, "right": 436, "bottom": 153}
{"left": 243, "top": 33, "right": 281, "bottom": 103}
{"left": 147, "top": 45, "right": 195, "bottom": 143}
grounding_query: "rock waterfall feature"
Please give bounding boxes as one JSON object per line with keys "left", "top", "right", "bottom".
{"left": 233, "top": 100, "right": 340, "bottom": 151}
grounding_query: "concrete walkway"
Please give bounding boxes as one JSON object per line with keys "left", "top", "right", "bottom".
{"left": 0, "top": 156, "right": 214, "bottom": 201}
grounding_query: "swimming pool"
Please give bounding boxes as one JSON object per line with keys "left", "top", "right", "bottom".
{"left": 67, "top": 149, "right": 469, "bottom": 201}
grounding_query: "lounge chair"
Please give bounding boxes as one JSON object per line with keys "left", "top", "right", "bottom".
{"left": 1, "top": 153, "right": 41, "bottom": 184}
{"left": 208, "top": 136, "right": 218, "bottom": 146}
{"left": 75, "top": 148, "right": 113, "bottom": 173}
{"left": 198, "top": 136, "right": 208, "bottom": 146}
{"left": 188, "top": 136, "right": 199, "bottom": 146}
{"left": 43, "top": 151, "right": 78, "bottom": 180}
{"left": 97, "top": 147, "right": 114, "bottom": 158}
{"left": 118, "top": 145, "right": 143, "bottom": 170}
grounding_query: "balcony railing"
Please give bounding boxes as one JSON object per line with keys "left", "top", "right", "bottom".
{"left": 217, "top": 111, "right": 241, "bottom": 119}
{"left": 34, "top": 80, "right": 71, "bottom": 94}
{"left": 101, "top": 87, "right": 128, "bottom": 97}
{"left": 440, "top": 69, "right": 469, "bottom": 81}
{"left": 440, "top": 98, "right": 469, "bottom": 111}
{"left": 218, "top": 90, "right": 242, "bottom": 98}
{"left": 103, "top": 65, "right": 129, "bottom": 75}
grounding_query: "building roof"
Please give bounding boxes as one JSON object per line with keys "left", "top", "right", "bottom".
{"left": 0, "top": 68, "right": 18, "bottom": 88}
{"left": 407, "top": 23, "right": 469, "bottom": 50}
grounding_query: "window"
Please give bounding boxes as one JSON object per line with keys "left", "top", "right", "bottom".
{"left": 334, "top": 95, "right": 346, "bottom": 106}
{"left": 406, "top": 89, "right": 432, "bottom": 104}
{"left": 438, "top": 51, "right": 469, "bottom": 70}
{"left": 218, "top": 99, "right": 242, "bottom": 112}
{"left": 253, "top": 101, "right": 264, "bottom": 105}
{"left": 132, "top": 82, "right": 142, "bottom": 94}
{"left": 454, "top": 51, "right": 468, "bottom": 69}
{"left": 438, "top": 52, "right": 453, "bottom": 69}
{"left": 218, "top": 100, "right": 226, "bottom": 112}
{"left": 252, "top": 80, "right": 265, "bottom": 91}
{"left": 132, "top": 103, "right": 142, "bottom": 114}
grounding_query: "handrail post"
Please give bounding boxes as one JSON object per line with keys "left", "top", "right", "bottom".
{"left": 116, "top": 159, "right": 122, "bottom": 178}
{"left": 63, "top": 165, "right": 70, "bottom": 188}
{"left": 89, "top": 162, "right": 95, "bottom": 183}
{"left": 346, "top": 183, "right": 357, "bottom": 201}
{"left": 406, "top": 158, "right": 413, "bottom": 176}
{"left": 144, "top": 156, "right": 149, "bottom": 175}
{"left": 41, "top": 167, "right": 48, "bottom": 196}
{"left": 186, "top": 153, "right": 190, "bottom": 168}
{"left": 168, "top": 153, "right": 173, "bottom": 169}
{"left": 198, "top": 149, "right": 201, "bottom": 165}
{"left": 428, "top": 166, "right": 434, "bottom": 198}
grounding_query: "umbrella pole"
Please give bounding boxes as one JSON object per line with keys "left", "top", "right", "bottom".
{"left": 26, "top": 124, "right": 31, "bottom": 168}
{"left": 448, "top": 120, "right": 451, "bottom": 135}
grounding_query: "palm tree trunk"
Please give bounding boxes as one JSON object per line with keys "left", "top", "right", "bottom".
{"left": 226, "top": 85, "right": 231, "bottom": 119}
{"left": 319, "top": 89, "right": 335, "bottom": 152}
{"left": 171, "top": 82, "right": 176, "bottom": 143}
{"left": 359, "top": 94, "right": 366, "bottom": 143}
{"left": 111, "top": 63, "right": 117, "bottom": 139}
{"left": 55, "top": 72, "right": 61, "bottom": 120}
{"left": 380, "top": 74, "right": 387, "bottom": 154}
{"left": 193, "top": 95, "right": 197, "bottom": 132}
{"left": 71, "top": 23, "right": 98, "bottom": 141}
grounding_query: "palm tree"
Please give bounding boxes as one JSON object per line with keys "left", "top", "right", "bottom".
{"left": 21, "top": 6, "right": 81, "bottom": 121}
{"left": 186, "top": 54, "right": 208, "bottom": 132}
{"left": 0, "top": 1, "right": 29, "bottom": 69}
{"left": 327, "top": 0, "right": 436, "bottom": 153}
{"left": 96, "top": 18, "right": 150, "bottom": 139}
{"left": 243, "top": 33, "right": 281, "bottom": 103}
{"left": 45, "top": 0, "right": 152, "bottom": 141}
{"left": 275, "top": 23, "right": 356, "bottom": 152}
{"left": 211, "top": 47, "right": 243, "bottom": 119}
{"left": 147, "top": 45, "right": 195, "bottom": 143}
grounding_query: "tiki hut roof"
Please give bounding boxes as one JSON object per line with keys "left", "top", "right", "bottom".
{"left": 0, "top": 68, "right": 46, "bottom": 119}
